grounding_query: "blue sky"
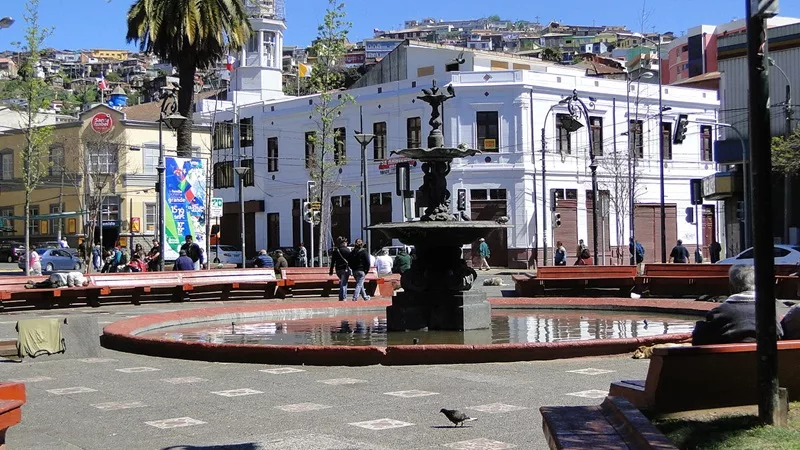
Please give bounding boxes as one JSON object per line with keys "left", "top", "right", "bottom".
{"left": 1, "top": 0, "right": 799, "bottom": 52}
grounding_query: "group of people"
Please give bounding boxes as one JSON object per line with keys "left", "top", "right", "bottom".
{"left": 553, "top": 239, "right": 594, "bottom": 266}
{"left": 329, "top": 236, "right": 374, "bottom": 302}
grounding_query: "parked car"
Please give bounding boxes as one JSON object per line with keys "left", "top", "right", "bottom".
{"left": 717, "top": 245, "right": 800, "bottom": 265}
{"left": 0, "top": 241, "right": 25, "bottom": 263}
{"left": 210, "top": 245, "right": 244, "bottom": 266}
{"left": 17, "top": 248, "right": 83, "bottom": 273}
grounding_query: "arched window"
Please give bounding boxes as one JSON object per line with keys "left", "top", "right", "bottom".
{"left": 0, "top": 148, "right": 13, "bottom": 180}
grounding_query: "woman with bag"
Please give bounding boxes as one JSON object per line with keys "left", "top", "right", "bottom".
{"left": 348, "top": 238, "right": 371, "bottom": 301}
{"left": 328, "top": 236, "right": 352, "bottom": 301}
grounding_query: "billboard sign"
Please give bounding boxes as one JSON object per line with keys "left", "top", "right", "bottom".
{"left": 163, "top": 156, "right": 207, "bottom": 261}
{"left": 377, "top": 156, "right": 418, "bottom": 175}
{"left": 210, "top": 197, "right": 223, "bottom": 218}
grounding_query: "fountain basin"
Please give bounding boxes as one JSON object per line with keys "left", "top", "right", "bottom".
{"left": 101, "top": 298, "right": 715, "bottom": 366}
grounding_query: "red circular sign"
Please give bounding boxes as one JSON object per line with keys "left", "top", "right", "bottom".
{"left": 91, "top": 113, "right": 113, "bottom": 133}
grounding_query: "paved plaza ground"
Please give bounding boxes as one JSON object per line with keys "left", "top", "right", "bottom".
{"left": 0, "top": 266, "right": 654, "bottom": 449}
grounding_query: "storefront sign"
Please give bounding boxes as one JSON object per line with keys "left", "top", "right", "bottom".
{"left": 91, "top": 112, "right": 114, "bottom": 133}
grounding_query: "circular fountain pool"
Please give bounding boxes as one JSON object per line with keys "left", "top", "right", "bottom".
{"left": 102, "top": 298, "right": 715, "bottom": 366}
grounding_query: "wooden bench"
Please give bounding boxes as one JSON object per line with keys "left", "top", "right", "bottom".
{"left": 279, "top": 267, "right": 384, "bottom": 298}
{"left": 0, "top": 382, "right": 25, "bottom": 449}
{"left": 514, "top": 266, "right": 637, "bottom": 297}
{"left": 609, "top": 340, "right": 800, "bottom": 413}
{"left": 540, "top": 396, "right": 676, "bottom": 450}
{"left": 0, "top": 275, "right": 105, "bottom": 310}
{"left": 636, "top": 264, "right": 731, "bottom": 297}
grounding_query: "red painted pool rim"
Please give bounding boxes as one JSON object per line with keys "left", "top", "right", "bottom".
{"left": 101, "top": 297, "right": 715, "bottom": 366}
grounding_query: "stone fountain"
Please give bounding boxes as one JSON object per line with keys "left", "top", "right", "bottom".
{"left": 369, "top": 81, "right": 511, "bottom": 331}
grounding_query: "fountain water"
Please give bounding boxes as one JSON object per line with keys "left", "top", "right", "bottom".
{"left": 369, "top": 81, "right": 511, "bottom": 331}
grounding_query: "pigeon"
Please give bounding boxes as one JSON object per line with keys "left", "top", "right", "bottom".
{"left": 495, "top": 216, "right": 510, "bottom": 224}
{"left": 440, "top": 408, "right": 478, "bottom": 427}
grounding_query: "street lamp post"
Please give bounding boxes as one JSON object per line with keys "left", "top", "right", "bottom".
{"left": 540, "top": 98, "right": 571, "bottom": 266}
{"left": 234, "top": 166, "right": 250, "bottom": 269}
{"left": 354, "top": 106, "right": 375, "bottom": 251}
{"left": 157, "top": 84, "right": 184, "bottom": 271}
{"left": 768, "top": 58, "right": 793, "bottom": 244}
{"left": 625, "top": 70, "right": 654, "bottom": 259}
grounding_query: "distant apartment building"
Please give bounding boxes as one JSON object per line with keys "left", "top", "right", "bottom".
{"left": 0, "top": 58, "right": 16, "bottom": 79}
{"left": 89, "top": 49, "right": 131, "bottom": 62}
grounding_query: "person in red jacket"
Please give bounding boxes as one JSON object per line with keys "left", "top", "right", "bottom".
{"left": 574, "top": 248, "right": 594, "bottom": 265}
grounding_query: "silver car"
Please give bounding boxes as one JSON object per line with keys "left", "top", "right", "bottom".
{"left": 717, "top": 245, "right": 800, "bottom": 265}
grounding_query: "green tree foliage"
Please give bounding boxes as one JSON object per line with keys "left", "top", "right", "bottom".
{"left": 772, "top": 126, "right": 800, "bottom": 175}
{"left": 126, "top": 0, "right": 251, "bottom": 156}
{"left": 17, "top": 0, "right": 55, "bottom": 274}
{"left": 487, "top": 15, "right": 501, "bottom": 22}
{"left": 540, "top": 47, "right": 563, "bottom": 63}
{"left": 307, "top": 0, "right": 353, "bottom": 263}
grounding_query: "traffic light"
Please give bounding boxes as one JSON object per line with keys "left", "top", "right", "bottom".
{"left": 673, "top": 114, "right": 689, "bottom": 144}
{"left": 303, "top": 202, "right": 313, "bottom": 223}
{"left": 689, "top": 179, "right": 703, "bottom": 205}
{"left": 550, "top": 190, "right": 558, "bottom": 212}
{"left": 685, "top": 207, "right": 695, "bottom": 224}
{"left": 457, "top": 189, "right": 466, "bottom": 211}
{"left": 552, "top": 212, "right": 562, "bottom": 228}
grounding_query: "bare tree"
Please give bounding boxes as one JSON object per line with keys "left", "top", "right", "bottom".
{"left": 598, "top": 147, "right": 645, "bottom": 265}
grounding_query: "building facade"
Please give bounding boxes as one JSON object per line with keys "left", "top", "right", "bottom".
{"left": 0, "top": 105, "right": 211, "bottom": 252}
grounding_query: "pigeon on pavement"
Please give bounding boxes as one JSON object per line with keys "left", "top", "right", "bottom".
{"left": 440, "top": 408, "right": 478, "bottom": 427}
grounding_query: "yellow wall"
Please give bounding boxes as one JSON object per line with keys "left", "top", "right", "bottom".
{"left": 0, "top": 105, "right": 211, "bottom": 249}
{"left": 90, "top": 49, "right": 130, "bottom": 61}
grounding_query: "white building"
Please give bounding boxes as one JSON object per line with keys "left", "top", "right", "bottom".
{"left": 200, "top": 11, "right": 721, "bottom": 267}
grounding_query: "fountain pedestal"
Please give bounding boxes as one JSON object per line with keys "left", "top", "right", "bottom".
{"left": 387, "top": 290, "right": 490, "bottom": 331}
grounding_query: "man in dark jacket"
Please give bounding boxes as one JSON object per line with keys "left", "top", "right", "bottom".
{"left": 274, "top": 250, "right": 289, "bottom": 278}
{"left": 329, "top": 236, "right": 352, "bottom": 301}
{"left": 669, "top": 239, "right": 690, "bottom": 264}
{"left": 348, "top": 238, "right": 371, "bottom": 301}
{"left": 254, "top": 249, "right": 274, "bottom": 269}
{"left": 173, "top": 250, "right": 195, "bottom": 271}
{"left": 392, "top": 248, "right": 412, "bottom": 274}
{"left": 180, "top": 235, "right": 203, "bottom": 270}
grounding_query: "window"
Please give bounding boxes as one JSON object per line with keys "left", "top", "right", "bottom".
{"left": 406, "top": 117, "right": 421, "bottom": 148}
{"left": 213, "top": 121, "right": 234, "bottom": 149}
{"left": 700, "top": 125, "right": 713, "bottom": 161}
{"left": 373, "top": 122, "right": 387, "bottom": 160}
{"left": 143, "top": 145, "right": 158, "bottom": 174}
{"left": 213, "top": 161, "right": 234, "bottom": 188}
{"left": 556, "top": 114, "right": 572, "bottom": 154}
{"left": 661, "top": 122, "right": 673, "bottom": 160}
{"left": 49, "top": 203, "right": 62, "bottom": 237}
{"left": 334, "top": 127, "right": 346, "bottom": 165}
{"left": 87, "top": 142, "right": 119, "bottom": 173}
{"left": 241, "top": 159, "right": 255, "bottom": 186}
{"left": 240, "top": 117, "right": 253, "bottom": 147}
{"left": 305, "top": 131, "right": 316, "bottom": 169}
{"left": 629, "top": 120, "right": 644, "bottom": 158}
{"left": 102, "top": 196, "right": 120, "bottom": 221}
{"left": 476, "top": 111, "right": 499, "bottom": 152}
{"left": 1, "top": 150, "right": 13, "bottom": 180}
{"left": 49, "top": 144, "right": 64, "bottom": 176}
{"left": 144, "top": 203, "right": 156, "bottom": 232}
{"left": 267, "top": 137, "right": 278, "bottom": 172}
{"left": 445, "top": 62, "right": 459, "bottom": 72}
{"left": 267, "top": 212, "right": 280, "bottom": 250}
{"left": 489, "top": 189, "right": 507, "bottom": 200}
{"left": 470, "top": 189, "right": 488, "bottom": 200}
{"left": 0, "top": 207, "right": 13, "bottom": 235}
{"left": 370, "top": 192, "right": 392, "bottom": 205}
{"left": 589, "top": 117, "right": 603, "bottom": 156}
{"left": 29, "top": 206, "right": 40, "bottom": 235}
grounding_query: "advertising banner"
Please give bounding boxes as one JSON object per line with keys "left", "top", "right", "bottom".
{"left": 377, "top": 156, "right": 418, "bottom": 176}
{"left": 163, "top": 156, "right": 207, "bottom": 260}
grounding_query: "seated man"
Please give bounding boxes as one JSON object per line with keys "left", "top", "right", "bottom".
{"left": 782, "top": 305, "right": 800, "bottom": 340}
{"left": 692, "top": 264, "right": 784, "bottom": 345}
{"left": 254, "top": 249, "right": 274, "bottom": 269}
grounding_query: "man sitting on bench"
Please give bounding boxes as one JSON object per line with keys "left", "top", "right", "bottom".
{"left": 692, "top": 264, "right": 783, "bottom": 345}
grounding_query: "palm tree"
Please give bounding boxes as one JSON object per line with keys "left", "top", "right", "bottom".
{"left": 126, "top": 0, "right": 251, "bottom": 156}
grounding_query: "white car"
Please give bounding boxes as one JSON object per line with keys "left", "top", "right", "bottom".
{"left": 210, "top": 245, "right": 243, "bottom": 266}
{"left": 717, "top": 245, "right": 800, "bottom": 265}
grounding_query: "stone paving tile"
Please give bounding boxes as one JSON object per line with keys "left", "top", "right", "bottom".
{"left": 90, "top": 401, "right": 147, "bottom": 411}
{"left": 564, "top": 389, "right": 609, "bottom": 399}
{"left": 348, "top": 418, "right": 415, "bottom": 430}
{"left": 46, "top": 386, "right": 98, "bottom": 395}
{"left": 161, "top": 376, "right": 208, "bottom": 384}
{"left": 467, "top": 403, "right": 528, "bottom": 414}
{"left": 565, "top": 368, "right": 615, "bottom": 376}
{"left": 259, "top": 367, "right": 306, "bottom": 374}
{"left": 144, "top": 417, "right": 207, "bottom": 429}
{"left": 383, "top": 390, "right": 439, "bottom": 398}
{"left": 211, "top": 388, "right": 264, "bottom": 397}
{"left": 318, "top": 378, "right": 368, "bottom": 385}
{"left": 275, "top": 402, "right": 333, "bottom": 412}
{"left": 115, "top": 366, "right": 161, "bottom": 373}
{"left": 442, "top": 437, "right": 518, "bottom": 449}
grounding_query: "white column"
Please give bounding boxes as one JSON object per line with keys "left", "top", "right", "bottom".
{"left": 257, "top": 30, "right": 264, "bottom": 67}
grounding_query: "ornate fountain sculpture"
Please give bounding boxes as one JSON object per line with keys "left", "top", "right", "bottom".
{"left": 369, "top": 81, "right": 511, "bottom": 331}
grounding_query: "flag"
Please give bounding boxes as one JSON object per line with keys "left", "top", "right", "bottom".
{"left": 298, "top": 63, "right": 313, "bottom": 78}
{"left": 226, "top": 55, "right": 235, "bottom": 72}
{"left": 97, "top": 73, "right": 107, "bottom": 90}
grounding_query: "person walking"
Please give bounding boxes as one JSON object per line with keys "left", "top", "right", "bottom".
{"left": 297, "top": 243, "right": 308, "bottom": 267}
{"left": 274, "top": 250, "right": 289, "bottom": 278}
{"left": 554, "top": 241, "right": 567, "bottom": 266}
{"left": 348, "top": 238, "right": 371, "bottom": 301}
{"left": 180, "top": 235, "right": 203, "bottom": 270}
{"left": 146, "top": 239, "right": 161, "bottom": 272}
{"left": 28, "top": 246, "right": 42, "bottom": 275}
{"left": 478, "top": 238, "right": 491, "bottom": 271}
{"left": 59, "top": 237, "right": 69, "bottom": 248}
{"left": 669, "top": 239, "right": 690, "bottom": 264}
{"left": 575, "top": 248, "right": 594, "bottom": 265}
{"left": 629, "top": 238, "right": 645, "bottom": 274}
{"left": 709, "top": 240, "right": 722, "bottom": 263}
{"left": 329, "top": 236, "right": 352, "bottom": 301}
{"left": 92, "top": 244, "right": 102, "bottom": 272}
{"left": 253, "top": 249, "right": 274, "bottom": 269}
{"left": 576, "top": 239, "right": 587, "bottom": 258}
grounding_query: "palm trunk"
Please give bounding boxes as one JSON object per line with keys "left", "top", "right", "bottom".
{"left": 176, "top": 62, "right": 196, "bottom": 157}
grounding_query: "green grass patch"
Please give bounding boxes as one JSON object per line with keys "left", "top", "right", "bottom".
{"left": 654, "top": 403, "right": 800, "bottom": 450}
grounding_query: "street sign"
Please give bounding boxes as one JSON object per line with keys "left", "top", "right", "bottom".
{"left": 210, "top": 197, "right": 223, "bottom": 218}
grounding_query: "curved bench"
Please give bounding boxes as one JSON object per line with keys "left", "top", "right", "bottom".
{"left": 0, "top": 382, "right": 25, "bottom": 449}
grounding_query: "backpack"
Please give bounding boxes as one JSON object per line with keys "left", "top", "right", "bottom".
{"left": 635, "top": 243, "right": 645, "bottom": 263}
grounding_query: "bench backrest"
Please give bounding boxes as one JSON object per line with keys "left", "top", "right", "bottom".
{"left": 643, "top": 263, "right": 731, "bottom": 276}
{"left": 282, "top": 266, "right": 378, "bottom": 280}
{"left": 182, "top": 269, "right": 276, "bottom": 283}
{"left": 89, "top": 269, "right": 277, "bottom": 287}
{"left": 537, "top": 266, "right": 637, "bottom": 279}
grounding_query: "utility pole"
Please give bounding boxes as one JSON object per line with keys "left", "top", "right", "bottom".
{"left": 354, "top": 106, "right": 375, "bottom": 251}
{"left": 784, "top": 83, "right": 792, "bottom": 244}
{"left": 541, "top": 127, "right": 548, "bottom": 266}
{"left": 746, "top": 0, "right": 782, "bottom": 426}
